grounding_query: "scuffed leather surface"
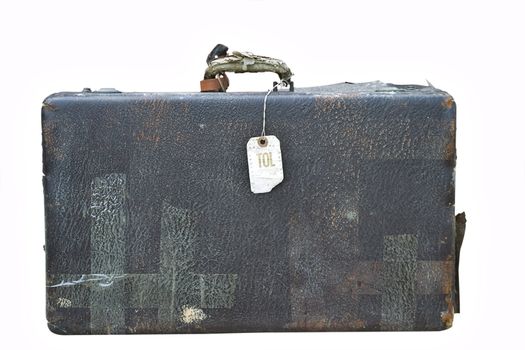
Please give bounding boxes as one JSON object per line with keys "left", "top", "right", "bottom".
{"left": 42, "top": 82, "right": 457, "bottom": 334}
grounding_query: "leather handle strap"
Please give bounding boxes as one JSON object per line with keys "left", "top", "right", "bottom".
{"left": 200, "top": 44, "right": 293, "bottom": 92}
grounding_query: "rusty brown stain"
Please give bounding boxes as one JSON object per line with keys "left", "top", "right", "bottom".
{"left": 441, "top": 294, "right": 455, "bottom": 328}
{"left": 134, "top": 99, "right": 190, "bottom": 144}
{"left": 287, "top": 317, "right": 331, "bottom": 331}
{"left": 133, "top": 131, "right": 160, "bottom": 143}
{"left": 314, "top": 95, "right": 347, "bottom": 115}
{"left": 328, "top": 206, "right": 343, "bottom": 229}
{"left": 179, "top": 101, "right": 190, "bottom": 115}
{"left": 337, "top": 262, "right": 382, "bottom": 295}
{"left": 143, "top": 100, "right": 165, "bottom": 129}
{"left": 442, "top": 96, "right": 454, "bottom": 109}
{"left": 134, "top": 99, "right": 170, "bottom": 144}
{"left": 287, "top": 317, "right": 368, "bottom": 331}
{"left": 174, "top": 131, "right": 190, "bottom": 142}
{"left": 444, "top": 118, "right": 456, "bottom": 161}
{"left": 442, "top": 255, "right": 455, "bottom": 295}
{"left": 42, "top": 120, "right": 63, "bottom": 160}
{"left": 347, "top": 319, "right": 366, "bottom": 329}
{"left": 42, "top": 102, "right": 57, "bottom": 111}
{"left": 42, "top": 121, "right": 54, "bottom": 147}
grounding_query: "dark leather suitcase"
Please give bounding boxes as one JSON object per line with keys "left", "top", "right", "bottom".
{"left": 42, "top": 47, "right": 464, "bottom": 334}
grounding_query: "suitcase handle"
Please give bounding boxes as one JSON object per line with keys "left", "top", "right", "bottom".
{"left": 200, "top": 44, "right": 294, "bottom": 92}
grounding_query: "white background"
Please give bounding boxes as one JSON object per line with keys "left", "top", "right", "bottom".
{"left": 1, "top": 0, "right": 523, "bottom": 349}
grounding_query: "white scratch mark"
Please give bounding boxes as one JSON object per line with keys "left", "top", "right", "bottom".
{"left": 345, "top": 210, "right": 359, "bottom": 223}
{"left": 56, "top": 297, "right": 72, "bottom": 308}
{"left": 47, "top": 274, "right": 127, "bottom": 288}
{"left": 180, "top": 306, "right": 207, "bottom": 324}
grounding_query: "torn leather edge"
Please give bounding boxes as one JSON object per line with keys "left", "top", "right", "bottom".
{"left": 454, "top": 212, "right": 466, "bottom": 313}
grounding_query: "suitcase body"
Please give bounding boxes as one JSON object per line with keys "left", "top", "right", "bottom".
{"left": 42, "top": 81, "right": 459, "bottom": 334}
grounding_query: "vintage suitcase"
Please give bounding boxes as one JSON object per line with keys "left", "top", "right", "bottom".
{"left": 42, "top": 47, "right": 464, "bottom": 334}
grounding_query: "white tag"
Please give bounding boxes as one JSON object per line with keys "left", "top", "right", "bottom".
{"left": 246, "top": 135, "right": 284, "bottom": 194}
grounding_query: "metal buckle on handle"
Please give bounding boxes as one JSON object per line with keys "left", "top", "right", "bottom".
{"left": 200, "top": 44, "right": 230, "bottom": 92}
{"left": 200, "top": 74, "right": 229, "bottom": 92}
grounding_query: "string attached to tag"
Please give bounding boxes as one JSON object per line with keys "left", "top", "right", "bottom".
{"left": 246, "top": 81, "right": 286, "bottom": 194}
{"left": 261, "top": 80, "right": 286, "bottom": 137}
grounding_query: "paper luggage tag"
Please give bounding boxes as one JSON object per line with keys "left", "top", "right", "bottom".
{"left": 246, "top": 135, "right": 284, "bottom": 194}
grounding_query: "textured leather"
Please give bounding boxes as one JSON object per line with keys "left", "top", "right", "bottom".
{"left": 42, "top": 82, "right": 458, "bottom": 334}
